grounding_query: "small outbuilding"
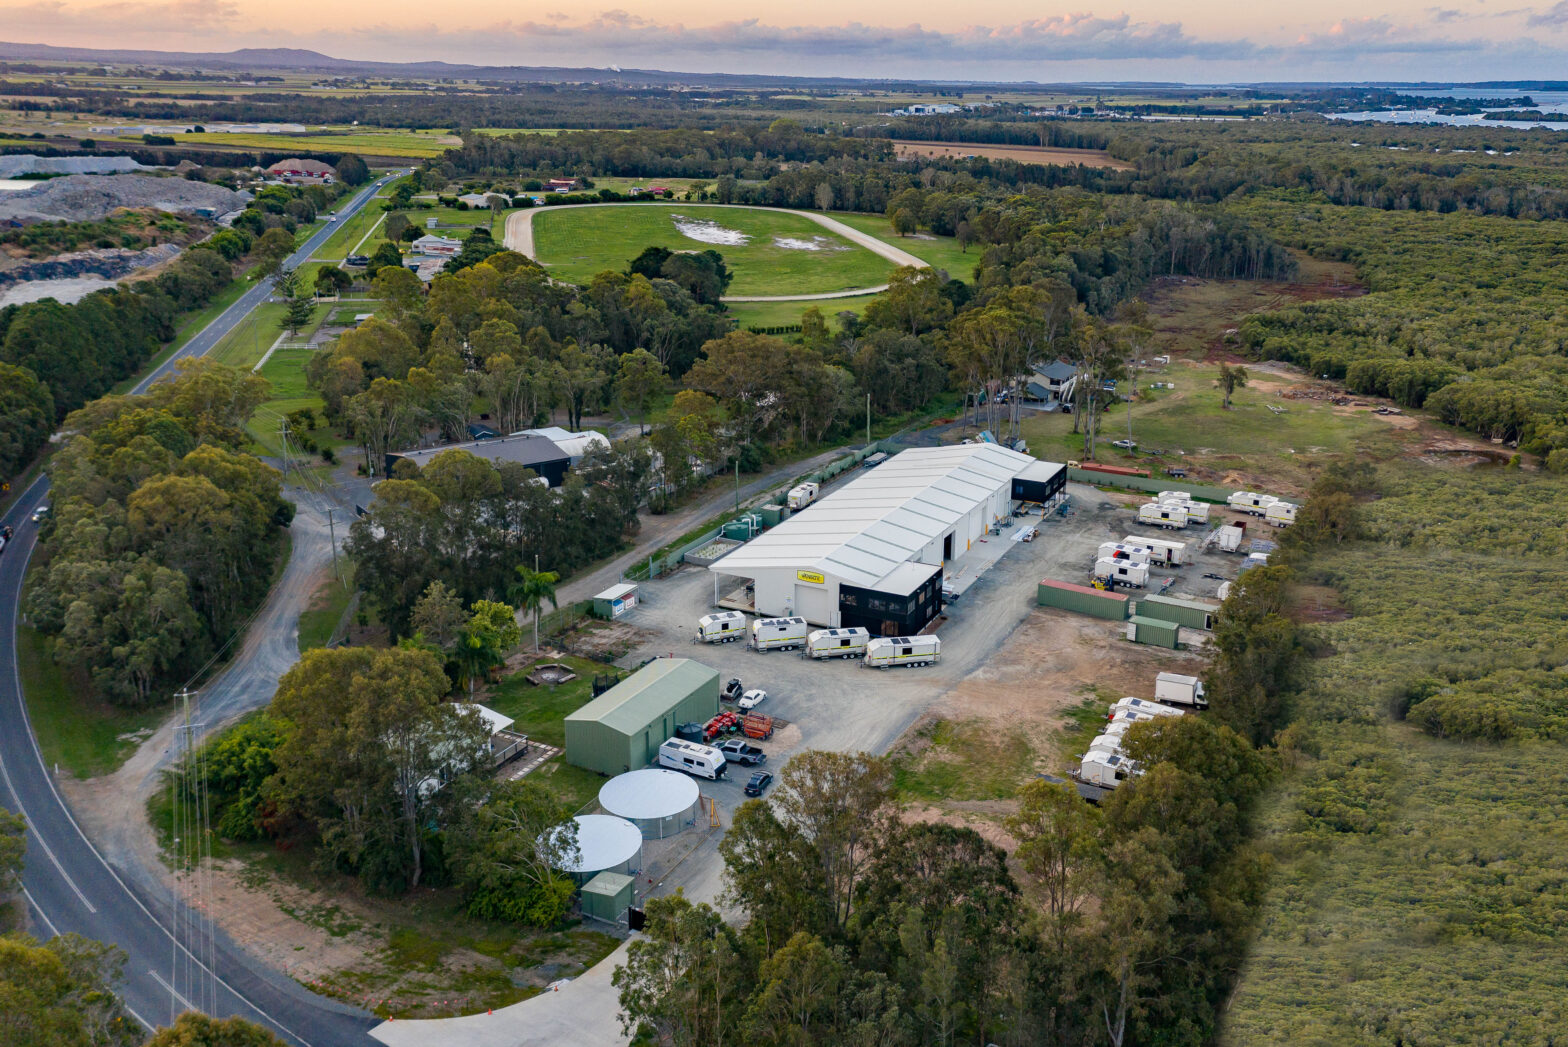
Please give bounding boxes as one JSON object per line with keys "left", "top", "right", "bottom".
{"left": 593, "top": 582, "right": 639, "bottom": 620}
{"left": 564, "top": 658, "right": 719, "bottom": 777}
{"left": 580, "top": 871, "right": 635, "bottom": 923}
{"left": 552, "top": 814, "right": 644, "bottom": 885}
{"left": 598, "top": 768, "right": 700, "bottom": 838}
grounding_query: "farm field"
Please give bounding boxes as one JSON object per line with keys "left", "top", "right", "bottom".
{"left": 121, "top": 130, "right": 458, "bottom": 158}
{"left": 891, "top": 140, "right": 1134, "bottom": 169}
{"left": 530, "top": 204, "right": 898, "bottom": 295}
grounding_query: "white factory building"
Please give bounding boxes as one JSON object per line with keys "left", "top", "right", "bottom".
{"left": 711, "top": 444, "right": 1065, "bottom": 635}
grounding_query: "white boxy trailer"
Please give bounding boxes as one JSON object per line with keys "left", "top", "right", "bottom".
{"left": 1138, "top": 502, "right": 1188, "bottom": 529}
{"left": 1094, "top": 558, "right": 1150, "bottom": 588}
{"left": 1177, "top": 500, "right": 1210, "bottom": 523}
{"left": 786, "top": 481, "right": 820, "bottom": 510}
{"left": 1215, "top": 524, "right": 1245, "bottom": 552}
{"left": 1110, "top": 697, "right": 1186, "bottom": 719}
{"left": 1087, "top": 732, "right": 1126, "bottom": 756}
{"left": 863, "top": 635, "right": 941, "bottom": 669}
{"left": 1265, "top": 501, "right": 1298, "bottom": 527}
{"left": 750, "top": 616, "right": 808, "bottom": 652}
{"left": 1122, "top": 534, "right": 1187, "bottom": 567}
{"left": 695, "top": 610, "right": 747, "bottom": 644}
{"left": 658, "top": 739, "right": 728, "bottom": 780}
{"left": 1077, "top": 751, "right": 1140, "bottom": 789}
{"left": 1098, "top": 541, "right": 1152, "bottom": 565}
{"left": 1154, "top": 672, "right": 1207, "bottom": 709}
{"left": 1227, "top": 491, "right": 1279, "bottom": 515}
{"left": 806, "top": 627, "right": 870, "bottom": 660}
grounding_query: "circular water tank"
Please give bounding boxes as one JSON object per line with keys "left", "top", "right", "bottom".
{"left": 599, "top": 768, "right": 700, "bottom": 839}
{"left": 550, "top": 814, "right": 643, "bottom": 884}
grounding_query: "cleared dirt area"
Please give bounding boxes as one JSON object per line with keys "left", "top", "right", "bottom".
{"left": 892, "top": 140, "right": 1134, "bottom": 170}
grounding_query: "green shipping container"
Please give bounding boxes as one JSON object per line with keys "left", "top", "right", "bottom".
{"left": 1135, "top": 594, "right": 1220, "bottom": 631}
{"left": 1037, "top": 578, "right": 1131, "bottom": 621}
{"left": 580, "top": 871, "right": 635, "bottom": 923}
{"left": 1127, "top": 615, "right": 1180, "bottom": 649}
{"left": 565, "top": 659, "right": 720, "bottom": 777}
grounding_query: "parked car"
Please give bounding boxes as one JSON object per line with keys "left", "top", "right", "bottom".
{"left": 738, "top": 688, "right": 768, "bottom": 711}
{"left": 718, "top": 740, "right": 766, "bottom": 766}
{"left": 1111, "top": 438, "right": 1137, "bottom": 450}
{"left": 941, "top": 584, "right": 960, "bottom": 603}
{"left": 744, "top": 770, "right": 774, "bottom": 797}
{"left": 721, "top": 678, "right": 744, "bottom": 703}
{"left": 31, "top": 505, "right": 49, "bottom": 524}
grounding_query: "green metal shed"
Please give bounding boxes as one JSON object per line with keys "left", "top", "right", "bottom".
{"left": 1135, "top": 594, "right": 1220, "bottom": 631}
{"left": 580, "top": 871, "right": 635, "bottom": 923}
{"left": 564, "top": 658, "right": 720, "bottom": 777}
{"left": 1037, "top": 578, "right": 1131, "bottom": 621}
{"left": 1126, "top": 615, "right": 1180, "bottom": 649}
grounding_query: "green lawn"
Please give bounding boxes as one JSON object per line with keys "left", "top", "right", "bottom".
{"left": 145, "top": 130, "right": 457, "bottom": 158}
{"left": 16, "top": 624, "right": 167, "bottom": 778}
{"left": 208, "top": 302, "right": 293, "bottom": 371}
{"left": 483, "top": 655, "right": 620, "bottom": 810}
{"left": 820, "top": 212, "right": 980, "bottom": 279}
{"left": 297, "top": 575, "right": 354, "bottom": 653}
{"left": 893, "top": 718, "right": 1043, "bottom": 802}
{"left": 530, "top": 204, "right": 897, "bottom": 295}
{"left": 727, "top": 294, "right": 880, "bottom": 332}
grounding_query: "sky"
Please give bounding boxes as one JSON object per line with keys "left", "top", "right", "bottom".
{"left": 2, "top": 0, "right": 1567, "bottom": 81}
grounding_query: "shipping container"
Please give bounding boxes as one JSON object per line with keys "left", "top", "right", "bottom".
{"left": 1037, "top": 578, "right": 1132, "bottom": 620}
{"left": 1126, "top": 615, "right": 1180, "bottom": 649}
{"left": 1135, "top": 594, "right": 1220, "bottom": 631}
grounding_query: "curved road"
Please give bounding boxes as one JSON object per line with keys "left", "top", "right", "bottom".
{"left": 0, "top": 171, "right": 402, "bottom": 1045}
{"left": 503, "top": 203, "right": 928, "bottom": 301}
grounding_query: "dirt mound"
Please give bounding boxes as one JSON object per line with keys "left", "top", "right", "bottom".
{"left": 0, "top": 174, "right": 249, "bottom": 224}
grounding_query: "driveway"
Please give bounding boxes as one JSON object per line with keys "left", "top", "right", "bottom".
{"left": 502, "top": 204, "right": 926, "bottom": 302}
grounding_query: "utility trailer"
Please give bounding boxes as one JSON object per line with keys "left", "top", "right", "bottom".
{"left": 863, "top": 635, "right": 941, "bottom": 669}
{"left": 805, "top": 627, "right": 870, "bottom": 660}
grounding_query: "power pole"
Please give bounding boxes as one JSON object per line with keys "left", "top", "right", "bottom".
{"left": 278, "top": 417, "right": 290, "bottom": 485}
{"left": 734, "top": 458, "right": 740, "bottom": 511}
{"left": 865, "top": 392, "right": 871, "bottom": 446}
{"left": 325, "top": 506, "right": 341, "bottom": 583}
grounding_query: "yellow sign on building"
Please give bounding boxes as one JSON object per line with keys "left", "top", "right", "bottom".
{"left": 796, "top": 570, "right": 826, "bottom": 585}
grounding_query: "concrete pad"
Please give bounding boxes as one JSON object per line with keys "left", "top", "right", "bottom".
{"left": 369, "top": 939, "right": 633, "bottom": 1047}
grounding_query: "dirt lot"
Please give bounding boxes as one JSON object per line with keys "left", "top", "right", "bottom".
{"left": 892, "top": 140, "right": 1134, "bottom": 170}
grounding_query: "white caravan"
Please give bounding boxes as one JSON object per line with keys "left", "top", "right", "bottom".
{"left": 695, "top": 611, "right": 746, "bottom": 644}
{"left": 1094, "top": 558, "right": 1150, "bottom": 588}
{"left": 787, "top": 481, "right": 820, "bottom": 510}
{"left": 1122, "top": 534, "right": 1187, "bottom": 567}
{"left": 1227, "top": 491, "right": 1279, "bottom": 516}
{"left": 1098, "top": 542, "right": 1152, "bottom": 565}
{"left": 658, "top": 739, "right": 728, "bottom": 780}
{"left": 1110, "top": 697, "right": 1186, "bottom": 719}
{"left": 1265, "top": 501, "right": 1298, "bottom": 527}
{"left": 806, "top": 627, "right": 870, "bottom": 660}
{"left": 863, "top": 635, "right": 941, "bottom": 669}
{"left": 1138, "top": 502, "right": 1188, "bottom": 529}
{"left": 1077, "top": 751, "right": 1140, "bottom": 789}
{"left": 750, "top": 616, "right": 808, "bottom": 652}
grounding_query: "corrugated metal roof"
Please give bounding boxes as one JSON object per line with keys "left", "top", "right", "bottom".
{"left": 714, "top": 444, "right": 1036, "bottom": 587}
{"left": 564, "top": 658, "right": 718, "bottom": 735}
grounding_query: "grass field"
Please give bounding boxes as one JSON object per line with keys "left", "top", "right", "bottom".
{"left": 298, "top": 575, "right": 354, "bottom": 653}
{"left": 530, "top": 204, "right": 897, "bottom": 295}
{"left": 821, "top": 212, "right": 979, "bottom": 279}
{"left": 16, "top": 625, "right": 166, "bottom": 779}
{"left": 483, "top": 655, "right": 616, "bottom": 811}
{"left": 727, "top": 293, "right": 880, "bottom": 331}
{"left": 129, "top": 130, "right": 458, "bottom": 158}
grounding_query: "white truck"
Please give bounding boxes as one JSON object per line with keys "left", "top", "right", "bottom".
{"left": 658, "top": 739, "right": 727, "bottom": 780}
{"left": 1138, "top": 502, "right": 1188, "bottom": 530}
{"left": 1154, "top": 671, "right": 1207, "bottom": 709}
{"left": 1122, "top": 534, "right": 1187, "bottom": 567}
{"left": 806, "top": 627, "right": 870, "bottom": 660}
{"left": 695, "top": 610, "right": 747, "bottom": 644}
{"left": 863, "top": 635, "right": 941, "bottom": 669}
{"left": 750, "top": 616, "right": 808, "bottom": 652}
{"left": 1228, "top": 491, "right": 1279, "bottom": 516}
{"left": 1110, "top": 697, "right": 1186, "bottom": 719}
{"left": 787, "top": 481, "right": 820, "bottom": 510}
{"left": 1265, "top": 501, "right": 1298, "bottom": 527}
{"left": 1094, "top": 558, "right": 1149, "bottom": 588}
{"left": 1098, "top": 541, "right": 1152, "bottom": 565}
{"left": 1076, "top": 751, "right": 1140, "bottom": 789}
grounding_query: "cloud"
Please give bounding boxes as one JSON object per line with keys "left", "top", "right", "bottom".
{"left": 1527, "top": 0, "right": 1568, "bottom": 24}
{"left": 0, "top": 0, "right": 239, "bottom": 36}
{"left": 1290, "top": 16, "right": 1486, "bottom": 56}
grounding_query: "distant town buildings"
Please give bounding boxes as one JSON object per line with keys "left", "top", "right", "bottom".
{"left": 410, "top": 234, "right": 462, "bottom": 256}
{"left": 265, "top": 158, "right": 336, "bottom": 184}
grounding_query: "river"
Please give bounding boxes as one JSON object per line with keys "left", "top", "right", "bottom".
{"left": 1328, "top": 90, "right": 1568, "bottom": 130}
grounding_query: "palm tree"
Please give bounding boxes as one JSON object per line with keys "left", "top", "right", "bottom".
{"left": 452, "top": 629, "right": 500, "bottom": 697}
{"left": 509, "top": 564, "right": 560, "bottom": 653}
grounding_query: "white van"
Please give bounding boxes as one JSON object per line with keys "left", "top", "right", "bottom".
{"left": 1122, "top": 534, "right": 1186, "bottom": 567}
{"left": 1094, "top": 558, "right": 1149, "bottom": 588}
{"left": 1265, "top": 501, "right": 1298, "bottom": 527}
{"left": 695, "top": 610, "right": 746, "bottom": 644}
{"left": 806, "top": 627, "right": 870, "bottom": 660}
{"left": 787, "top": 482, "right": 819, "bottom": 510}
{"left": 863, "top": 635, "right": 941, "bottom": 669}
{"left": 1138, "top": 502, "right": 1188, "bottom": 530}
{"left": 658, "top": 739, "right": 727, "bottom": 780}
{"left": 1227, "top": 492, "right": 1278, "bottom": 516}
{"left": 750, "top": 616, "right": 808, "bottom": 652}
{"left": 1098, "top": 541, "right": 1152, "bottom": 565}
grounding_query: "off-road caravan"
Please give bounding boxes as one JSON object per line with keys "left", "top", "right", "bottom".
{"left": 1265, "top": 501, "right": 1298, "bottom": 527}
{"left": 695, "top": 611, "right": 746, "bottom": 644}
{"left": 750, "top": 616, "right": 808, "bottom": 652}
{"left": 1110, "top": 697, "right": 1186, "bottom": 719}
{"left": 1227, "top": 491, "right": 1279, "bottom": 516}
{"left": 1098, "top": 542, "right": 1152, "bottom": 565}
{"left": 806, "top": 627, "right": 870, "bottom": 660}
{"left": 863, "top": 635, "right": 941, "bottom": 669}
{"left": 1076, "top": 751, "right": 1140, "bottom": 789}
{"left": 658, "top": 739, "right": 727, "bottom": 780}
{"left": 1157, "top": 492, "right": 1210, "bottom": 523}
{"left": 1138, "top": 502, "right": 1188, "bottom": 529}
{"left": 1094, "top": 558, "right": 1150, "bottom": 588}
{"left": 1087, "top": 732, "right": 1126, "bottom": 756}
{"left": 1122, "top": 534, "right": 1187, "bottom": 567}
{"left": 787, "top": 482, "right": 820, "bottom": 510}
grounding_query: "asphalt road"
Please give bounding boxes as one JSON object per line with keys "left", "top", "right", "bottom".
{"left": 0, "top": 171, "right": 402, "bottom": 1045}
